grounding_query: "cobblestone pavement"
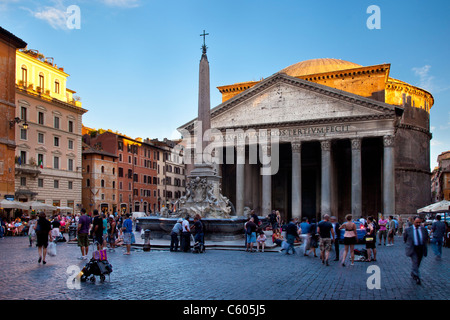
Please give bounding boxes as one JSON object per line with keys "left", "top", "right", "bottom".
{"left": 0, "top": 235, "right": 448, "bottom": 300}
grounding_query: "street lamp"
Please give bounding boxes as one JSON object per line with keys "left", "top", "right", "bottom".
{"left": 10, "top": 117, "right": 28, "bottom": 129}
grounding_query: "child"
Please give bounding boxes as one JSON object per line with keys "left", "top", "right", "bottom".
{"left": 256, "top": 231, "right": 266, "bottom": 252}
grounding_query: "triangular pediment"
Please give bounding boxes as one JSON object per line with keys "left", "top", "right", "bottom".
{"left": 210, "top": 73, "right": 400, "bottom": 129}
{"left": 180, "top": 73, "right": 402, "bottom": 132}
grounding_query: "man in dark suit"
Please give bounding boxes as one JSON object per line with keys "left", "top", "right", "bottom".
{"left": 330, "top": 216, "right": 341, "bottom": 261}
{"left": 403, "top": 217, "right": 428, "bottom": 285}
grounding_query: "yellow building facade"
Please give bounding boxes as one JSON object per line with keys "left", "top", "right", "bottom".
{"left": 14, "top": 48, "right": 87, "bottom": 212}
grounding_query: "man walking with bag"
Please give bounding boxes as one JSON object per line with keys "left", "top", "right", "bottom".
{"left": 403, "top": 217, "right": 428, "bottom": 285}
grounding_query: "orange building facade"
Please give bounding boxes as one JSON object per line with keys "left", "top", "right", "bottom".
{"left": 0, "top": 28, "right": 26, "bottom": 201}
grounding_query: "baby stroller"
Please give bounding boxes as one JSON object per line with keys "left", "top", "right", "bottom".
{"left": 80, "top": 241, "right": 113, "bottom": 283}
{"left": 191, "top": 234, "right": 205, "bottom": 254}
{"left": 353, "top": 248, "right": 369, "bottom": 262}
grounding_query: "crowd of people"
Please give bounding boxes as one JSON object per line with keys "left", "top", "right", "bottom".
{"left": 243, "top": 210, "right": 448, "bottom": 283}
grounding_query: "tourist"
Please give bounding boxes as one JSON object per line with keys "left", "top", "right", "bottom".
{"left": 191, "top": 214, "right": 204, "bottom": 248}
{"left": 268, "top": 210, "right": 277, "bottom": 231}
{"left": 330, "top": 216, "right": 341, "bottom": 261}
{"left": 51, "top": 215, "right": 61, "bottom": 241}
{"left": 35, "top": 212, "right": 52, "bottom": 265}
{"left": 92, "top": 210, "right": 104, "bottom": 250}
{"left": 403, "top": 217, "right": 428, "bottom": 285}
{"left": 28, "top": 214, "right": 37, "bottom": 247}
{"left": 276, "top": 211, "right": 282, "bottom": 231}
{"left": 339, "top": 214, "right": 357, "bottom": 266}
{"left": 299, "top": 217, "right": 310, "bottom": 256}
{"left": 77, "top": 208, "right": 91, "bottom": 260}
{"left": 285, "top": 218, "right": 299, "bottom": 255}
{"left": 122, "top": 213, "right": 133, "bottom": 255}
{"left": 256, "top": 230, "right": 266, "bottom": 252}
{"left": 305, "top": 218, "right": 318, "bottom": 257}
{"left": 318, "top": 214, "right": 335, "bottom": 266}
{"left": 387, "top": 215, "right": 396, "bottom": 246}
{"left": 170, "top": 218, "right": 183, "bottom": 252}
{"left": 107, "top": 215, "right": 117, "bottom": 252}
{"left": 250, "top": 210, "right": 259, "bottom": 227}
{"left": 365, "top": 216, "right": 377, "bottom": 261}
{"left": 359, "top": 216, "right": 366, "bottom": 226}
{"left": 272, "top": 228, "right": 284, "bottom": 247}
{"left": 181, "top": 215, "right": 191, "bottom": 252}
{"left": 245, "top": 217, "right": 257, "bottom": 252}
{"left": 431, "top": 215, "right": 446, "bottom": 260}
{"left": 378, "top": 215, "right": 388, "bottom": 246}
{"left": 102, "top": 213, "right": 108, "bottom": 249}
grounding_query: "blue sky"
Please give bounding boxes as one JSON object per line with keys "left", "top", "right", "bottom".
{"left": 1, "top": 0, "right": 449, "bottom": 168}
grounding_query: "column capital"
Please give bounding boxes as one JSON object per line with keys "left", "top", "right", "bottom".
{"left": 351, "top": 138, "right": 362, "bottom": 150}
{"left": 320, "top": 140, "right": 331, "bottom": 151}
{"left": 291, "top": 141, "right": 302, "bottom": 153}
{"left": 383, "top": 135, "right": 395, "bottom": 148}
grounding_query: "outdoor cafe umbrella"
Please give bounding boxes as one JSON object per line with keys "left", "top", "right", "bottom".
{"left": 57, "top": 206, "right": 73, "bottom": 211}
{"left": 23, "top": 201, "right": 55, "bottom": 211}
{"left": 0, "top": 199, "right": 28, "bottom": 210}
{"left": 417, "top": 200, "right": 450, "bottom": 213}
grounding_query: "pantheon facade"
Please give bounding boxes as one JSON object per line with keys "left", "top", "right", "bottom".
{"left": 180, "top": 58, "right": 434, "bottom": 223}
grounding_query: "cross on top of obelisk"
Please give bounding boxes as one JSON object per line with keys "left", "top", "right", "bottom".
{"left": 200, "top": 30, "right": 209, "bottom": 54}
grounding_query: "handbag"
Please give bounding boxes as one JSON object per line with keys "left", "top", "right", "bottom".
{"left": 131, "top": 232, "right": 136, "bottom": 244}
{"left": 48, "top": 242, "right": 57, "bottom": 257}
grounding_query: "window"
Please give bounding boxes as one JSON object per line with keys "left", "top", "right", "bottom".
{"left": 54, "top": 80, "right": 60, "bottom": 94}
{"left": 68, "top": 159, "right": 73, "bottom": 171}
{"left": 101, "top": 194, "right": 105, "bottom": 200}
{"left": 112, "top": 181, "right": 115, "bottom": 189}
{"left": 20, "top": 106, "right": 27, "bottom": 121}
{"left": 39, "top": 73, "right": 45, "bottom": 92}
{"left": 68, "top": 140, "right": 73, "bottom": 150}
{"left": 68, "top": 120, "right": 73, "bottom": 133}
{"left": 20, "top": 177, "right": 26, "bottom": 186}
{"left": 37, "top": 154, "right": 44, "bottom": 168}
{"left": 54, "top": 136, "right": 59, "bottom": 147}
{"left": 86, "top": 165, "right": 90, "bottom": 173}
{"left": 38, "top": 132, "right": 44, "bottom": 144}
{"left": 101, "top": 166, "right": 105, "bottom": 173}
{"left": 21, "top": 66, "right": 27, "bottom": 86}
{"left": 101, "top": 180, "right": 105, "bottom": 188}
{"left": 38, "top": 178, "right": 44, "bottom": 188}
{"left": 20, "top": 128, "right": 27, "bottom": 140}
{"left": 54, "top": 180, "right": 59, "bottom": 189}
{"left": 54, "top": 116, "right": 60, "bottom": 129}
{"left": 20, "top": 151, "right": 27, "bottom": 165}
{"left": 68, "top": 181, "right": 73, "bottom": 190}
{"left": 86, "top": 179, "right": 90, "bottom": 187}
{"left": 53, "top": 156, "right": 59, "bottom": 169}
{"left": 38, "top": 112, "right": 44, "bottom": 125}
{"left": 118, "top": 167, "right": 123, "bottom": 177}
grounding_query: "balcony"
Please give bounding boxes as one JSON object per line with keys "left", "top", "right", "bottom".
{"left": 15, "top": 163, "right": 41, "bottom": 178}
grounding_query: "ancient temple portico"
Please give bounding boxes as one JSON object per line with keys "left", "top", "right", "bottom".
{"left": 179, "top": 58, "right": 433, "bottom": 223}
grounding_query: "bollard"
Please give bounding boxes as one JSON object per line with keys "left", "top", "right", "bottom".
{"left": 143, "top": 229, "right": 151, "bottom": 252}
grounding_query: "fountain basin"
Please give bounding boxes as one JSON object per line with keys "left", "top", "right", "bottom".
{"left": 136, "top": 216, "right": 249, "bottom": 241}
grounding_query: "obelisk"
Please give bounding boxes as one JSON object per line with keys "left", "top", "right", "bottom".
{"left": 191, "top": 30, "right": 215, "bottom": 176}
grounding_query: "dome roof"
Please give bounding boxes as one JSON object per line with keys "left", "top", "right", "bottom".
{"left": 280, "top": 58, "right": 363, "bottom": 77}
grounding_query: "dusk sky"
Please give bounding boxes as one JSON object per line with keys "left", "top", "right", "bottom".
{"left": 1, "top": 0, "right": 449, "bottom": 168}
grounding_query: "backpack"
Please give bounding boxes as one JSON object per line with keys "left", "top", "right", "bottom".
{"left": 245, "top": 223, "right": 252, "bottom": 235}
{"left": 372, "top": 220, "right": 380, "bottom": 231}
